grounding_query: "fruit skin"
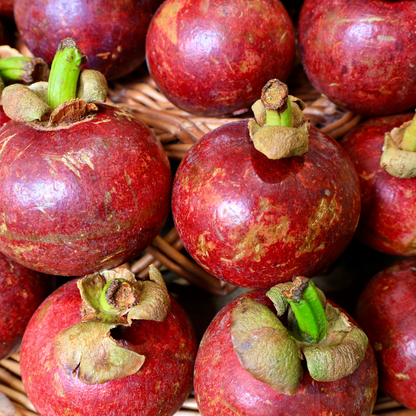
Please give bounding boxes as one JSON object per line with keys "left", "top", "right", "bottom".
{"left": 145, "top": 0, "right": 296, "bottom": 117}
{"left": 0, "top": 104, "right": 172, "bottom": 276}
{"left": 14, "top": 0, "right": 164, "bottom": 81}
{"left": 172, "top": 120, "right": 361, "bottom": 289}
{"left": 21, "top": 278, "right": 197, "bottom": 416}
{"left": 340, "top": 113, "right": 415, "bottom": 255}
{"left": 0, "top": 252, "right": 45, "bottom": 360}
{"left": 0, "top": 105, "right": 10, "bottom": 127}
{"left": 355, "top": 258, "right": 416, "bottom": 410}
{"left": 298, "top": 0, "right": 416, "bottom": 116}
{"left": 194, "top": 290, "right": 378, "bottom": 416}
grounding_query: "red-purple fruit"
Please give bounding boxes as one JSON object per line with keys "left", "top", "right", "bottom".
{"left": 21, "top": 266, "right": 197, "bottom": 416}
{"left": 172, "top": 80, "right": 360, "bottom": 289}
{"left": 0, "top": 251, "right": 46, "bottom": 360}
{"left": 355, "top": 258, "right": 416, "bottom": 410}
{"left": 194, "top": 277, "right": 378, "bottom": 415}
{"left": 146, "top": 0, "right": 296, "bottom": 116}
{"left": 14, "top": 0, "right": 164, "bottom": 80}
{"left": 298, "top": 0, "right": 416, "bottom": 116}
{"left": 0, "top": 0, "right": 12, "bottom": 18}
{"left": 340, "top": 113, "right": 416, "bottom": 255}
{"left": 0, "top": 39, "right": 171, "bottom": 276}
{"left": 0, "top": 105, "right": 10, "bottom": 126}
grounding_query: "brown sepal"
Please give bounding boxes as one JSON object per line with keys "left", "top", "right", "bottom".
{"left": 54, "top": 321, "right": 145, "bottom": 385}
{"left": 380, "top": 121, "right": 416, "bottom": 178}
{"left": 48, "top": 98, "right": 98, "bottom": 126}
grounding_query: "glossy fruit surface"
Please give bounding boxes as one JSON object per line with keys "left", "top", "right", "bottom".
{"left": 146, "top": 0, "right": 296, "bottom": 116}
{"left": 340, "top": 113, "right": 415, "bottom": 255}
{"left": 194, "top": 290, "right": 378, "bottom": 416}
{"left": 0, "top": 252, "right": 45, "bottom": 360}
{"left": 172, "top": 120, "right": 360, "bottom": 289}
{"left": 14, "top": 0, "right": 164, "bottom": 80}
{"left": 21, "top": 278, "right": 197, "bottom": 416}
{"left": 0, "top": 104, "right": 171, "bottom": 276}
{"left": 298, "top": 0, "right": 416, "bottom": 116}
{"left": 355, "top": 258, "right": 416, "bottom": 410}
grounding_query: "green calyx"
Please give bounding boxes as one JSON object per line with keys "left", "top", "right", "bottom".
{"left": 231, "top": 277, "right": 368, "bottom": 395}
{"left": 1, "top": 38, "right": 108, "bottom": 124}
{"left": 54, "top": 266, "right": 171, "bottom": 384}
{"left": 248, "top": 79, "right": 310, "bottom": 159}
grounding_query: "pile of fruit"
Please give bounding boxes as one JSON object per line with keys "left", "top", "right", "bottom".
{"left": 0, "top": 0, "right": 415, "bottom": 415}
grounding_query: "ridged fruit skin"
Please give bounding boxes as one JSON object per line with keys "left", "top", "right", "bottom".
{"left": 194, "top": 290, "right": 378, "bottom": 416}
{"left": 356, "top": 258, "right": 416, "bottom": 410}
{"left": 298, "top": 0, "right": 416, "bottom": 116}
{"left": 0, "top": 104, "right": 171, "bottom": 276}
{"left": 0, "top": 251, "right": 45, "bottom": 360}
{"left": 21, "top": 279, "right": 197, "bottom": 416}
{"left": 172, "top": 120, "right": 361, "bottom": 289}
{"left": 14, "top": 0, "right": 164, "bottom": 80}
{"left": 146, "top": 0, "right": 296, "bottom": 117}
{"left": 340, "top": 113, "right": 415, "bottom": 255}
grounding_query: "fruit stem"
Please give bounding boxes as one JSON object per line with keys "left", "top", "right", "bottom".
{"left": 99, "top": 278, "right": 140, "bottom": 314}
{"left": 401, "top": 111, "right": 416, "bottom": 152}
{"left": 47, "top": 38, "right": 87, "bottom": 110}
{"left": 0, "top": 56, "right": 44, "bottom": 84}
{"left": 284, "top": 277, "right": 327, "bottom": 344}
{"left": 261, "top": 79, "right": 292, "bottom": 127}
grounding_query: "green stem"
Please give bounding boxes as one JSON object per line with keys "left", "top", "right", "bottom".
{"left": 99, "top": 278, "right": 139, "bottom": 314}
{"left": 261, "top": 79, "right": 292, "bottom": 128}
{"left": 264, "top": 99, "right": 292, "bottom": 127}
{"left": 401, "top": 111, "right": 416, "bottom": 152}
{"left": 286, "top": 279, "right": 327, "bottom": 344}
{"left": 0, "top": 56, "right": 48, "bottom": 84}
{"left": 47, "top": 38, "right": 86, "bottom": 110}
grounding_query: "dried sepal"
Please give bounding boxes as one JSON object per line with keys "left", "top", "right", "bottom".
{"left": 54, "top": 321, "right": 145, "bottom": 385}
{"left": 29, "top": 81, "right": 49, "bottom": 103}
{"left": 76, "top": 69, "right": 108, "bottom": 102}
{"left": 231, "top": 297, "right": 303, "bottom": 395}
{"left": 0, "top": 45, "right": 23, "bottom": 59}
{"left": 249, "top": 121, "right": 310, "bottom": 160}
{"left": 302, "top": 304, "right": 368, "bottom": 381}
{"left": 233, "top": 280, "right": 368, "bottom": 395}
{"left": 127, "top": 265, "right": 171, "bottom": 324}
{"left": 78, "top": 266, "right": 170, "bottom": 325}
{"left": 48, "top": 98, "right": 98, "bottom": 126}
{"left": 251, "top": 95, "right": 306, "bottom": 130}
{"left": 380, "top": 122, "right": 416, "bottom": 178}
{"left": 2, "top": 83, "right": 51, "bottom": 122}
{"left": 249, "top": 95, "right": 309, "bottom": 160}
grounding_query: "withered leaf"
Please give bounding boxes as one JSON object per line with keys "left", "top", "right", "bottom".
{"left": 231, "top": 297, "right": 303, "bottom": 395}
{"left": 54, "top": 321, "right": 145, "bottom": 385}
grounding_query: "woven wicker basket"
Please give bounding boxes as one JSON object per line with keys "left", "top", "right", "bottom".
{"left": 0, "top": 353, "right": 411, "bottom": 416}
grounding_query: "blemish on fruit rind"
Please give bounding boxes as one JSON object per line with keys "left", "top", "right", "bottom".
{"left": 395, "top": 373, "right": 410, "bottom": 379}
